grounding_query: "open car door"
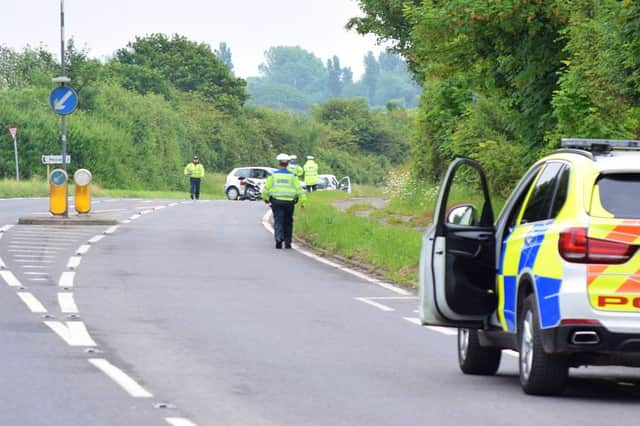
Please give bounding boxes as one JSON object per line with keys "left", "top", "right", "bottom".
{"left": 419, "top": 158, "right": 497, "bottom": 328}
{"left": 338, "top": 176, "right": 351, "bottom": 193}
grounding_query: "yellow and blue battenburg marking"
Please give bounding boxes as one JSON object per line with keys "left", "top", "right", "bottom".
{"left": 498, "top": 220, "right": 564, "bottom": 331}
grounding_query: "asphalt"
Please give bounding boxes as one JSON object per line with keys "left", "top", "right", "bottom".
{"left": 2, "top": 198, "right": 640, "bottom": 425}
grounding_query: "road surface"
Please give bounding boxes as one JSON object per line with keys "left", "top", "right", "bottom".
{"left": 1, "top": 197, "right": 640, "bottom": 425}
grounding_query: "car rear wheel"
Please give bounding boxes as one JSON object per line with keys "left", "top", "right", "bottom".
{"left": 519, "top": 295, "right": 568, "bottom": 395}
{"left": 458, "top": 328, "right": 501, "bottom": 375}
{"left": 226, "top": 187, "right": 239, "bottom": 200}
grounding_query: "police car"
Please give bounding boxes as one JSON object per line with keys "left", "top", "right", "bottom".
{"left": 419, "top": 139, "right": 640, "bottom": 395}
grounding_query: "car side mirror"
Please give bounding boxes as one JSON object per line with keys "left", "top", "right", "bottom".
{"left": 447, "top": 204, "right": 478, "bottom": 226}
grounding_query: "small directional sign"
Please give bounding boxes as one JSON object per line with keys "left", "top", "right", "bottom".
{"left": 49, "top": 86, "right": 78, "bottom": 115}
{"left": 50, "top": 169, "right": 68, "bottom": 186}
{"left": 41, "top": 154, "right": 71, "bottom": 165}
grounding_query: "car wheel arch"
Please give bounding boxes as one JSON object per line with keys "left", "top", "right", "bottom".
{"left": 517, "top": 274, "right": 536, "bottom": 334}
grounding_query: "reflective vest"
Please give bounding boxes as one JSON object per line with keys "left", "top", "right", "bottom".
{"left": 303, "top": 160, "right": 319, "bottom": 186}
{"left": 262, "top": 169, "right": 306, "bottom": 204}
{"left": 184, "top": 163, "right": 205, "bottom": 178}
{"left": 288, "top": 163, "right": 303, "bottom": 178}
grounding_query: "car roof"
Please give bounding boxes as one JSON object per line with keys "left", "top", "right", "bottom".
{"left": 545, "top": 150, "right": 640, "bottom": 174}
{"left": 232, "top": 166, "right": 276, "bottom": 171}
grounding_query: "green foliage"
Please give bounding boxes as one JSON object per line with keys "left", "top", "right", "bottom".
{"left": 115, "top": 34, "right": 247, "bottom": 111}
{"left": 247, "top": 46, "right": 420, "bottom": 111}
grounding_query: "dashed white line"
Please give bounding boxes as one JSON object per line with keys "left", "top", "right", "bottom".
{"left": 58, "top": 292, "right": 79, "bottom": 314}
{"left": 166, "top": 418, "right": 198, "bottom": 426}
{"left": 76, "top": 244, "right": 91, "bottom": 255}
{"left": 89, "top": 359, "right": 153, "bottom": 398}
{"left": 1, "top": 270, "right": 21, "bottom": 287}
{"left": 403, "top": 317, "right": 459, "bottom": 336}
{"left": 22, "top": 265, "right": 47, "bottom": 269}
{"left": 17, "top": 292, "right": 47, "bottom": 313}
{"left": 120, "top": 219, "right": 132, "bottom": 224}
{"left": 0, "top": 257, "right": 5, "bottom": 269}
{"left": 45, "top": 321, "right": 97, "bottom": 346}
{"left": 168, "top": 202, "right": 179, "bottom": 207}
{"left": 129, "top": 214, "right": 141, "bottom": 221}
{"left": 139, "top": 210, "right": 153, "bottom": 215}
{"left": 354, "top": 297, "right": 395, "bottom": 312}
{"left": 0, "top": 224, "right": 14, "bottom": 233}
{"left": 67, "top": 256, "right": 82, "bottom": 270}
{"left": 29, "top": 278, "right": 49, "bottom": 282}
{"left": 104, "top": 225, "right": 119, "bottom": 235}
{"left": 13, "top": 254, "right": 56, "bottom": 258}
{"left": 24, "top": 272, "right": 48, "bottom": 276}
{"left": 15, "top": 259, "right": 54, "bottom": 264}
{"left": 88, "top": 235, "right": 105, "bottom": 244}
{"left": 9, "top": 249, "right": 59, "bottom": 253}
{"left": 59, "top": 271, "right": 75, "bottom": 289}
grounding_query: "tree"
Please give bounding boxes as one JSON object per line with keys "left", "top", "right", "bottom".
{"left": 327, "top": 56, "right": 343, "bottom": 98}
{"left": 115, "top": 34, "right": 247, "bottom": 111}
{"left": 215, "top": 42, "right": 234, "bottom": 74}
{"left": 258, "top": 46, "right": 327, "bottom": 96}
{"left": 363, "top": 51, "right": 380, "bottom": 105}
{"left": 342, "top": 67, "right": 354, "bottom": 85}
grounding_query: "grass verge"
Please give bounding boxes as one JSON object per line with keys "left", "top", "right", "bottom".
{"left": 296, "top": 190, "right": 422, "bottom": 288}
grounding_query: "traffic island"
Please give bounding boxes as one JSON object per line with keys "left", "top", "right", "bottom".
{"left": 18, "top": 214, "right": 118, "bottom": 226}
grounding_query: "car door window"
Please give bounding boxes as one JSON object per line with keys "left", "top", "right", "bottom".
{"left": 251, "top": 169, "right": 267, "bottom": 179}
{"left": 234, "top": 169, "right": 250, "bottom": 178}
{"left": 520, "top": 162, "right": 564, "bottom": 224}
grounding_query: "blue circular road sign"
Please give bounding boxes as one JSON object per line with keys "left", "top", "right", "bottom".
{"left": 50, "top": 169, "right": 68, "bottom": 186}
{"left": 49, "top": 86, "right": 78, "bottom": 115}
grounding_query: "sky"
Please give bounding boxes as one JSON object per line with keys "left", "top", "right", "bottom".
{"left": 2, "top": 0, "right": 384, "bottom": 79}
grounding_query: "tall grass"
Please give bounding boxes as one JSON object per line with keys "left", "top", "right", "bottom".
{"left": 296, "top": 191, "right": 421, "bottom": 287}
{"left": 0, "top": 178, "right": 49, "bottom": 198}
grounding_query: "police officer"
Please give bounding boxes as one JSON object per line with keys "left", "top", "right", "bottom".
{"left": 184, "top": 155, "right": 205, "bottom": 200}
{"left": 288, "top": 155, "right": 304, "bottom": 178}
{"left": 303, "top": 155, "right": 319, "bottom": 192}
{"left": 262, "top": 153, "right": 306, "bottom": 249}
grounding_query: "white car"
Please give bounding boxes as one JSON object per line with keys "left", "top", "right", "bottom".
{"left": 310, "top": 174, "right": 352, "bottom": 193}
{"left": 224, "top": 167, "right": 275, "bottom": 200}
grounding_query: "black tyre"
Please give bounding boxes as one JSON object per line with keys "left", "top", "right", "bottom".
{"left": 519, "top": 294, "right": 568, "bottom": 395}
{"left": 226, "top": 187, "right": 239, "bottom": 200}
{"left": 458, "top": 328, "right": 501, "bottom": 375}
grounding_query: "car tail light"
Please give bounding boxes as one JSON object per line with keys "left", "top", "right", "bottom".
{"left": 558, "top": 227, "right": 638, "bottom": 264}
{"left": 560, "top": 319, "right": 601, "bottom": 326}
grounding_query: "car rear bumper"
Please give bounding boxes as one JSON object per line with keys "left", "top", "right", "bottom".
{"left": 541, "top": 325, "right": 640, "bottom": 363}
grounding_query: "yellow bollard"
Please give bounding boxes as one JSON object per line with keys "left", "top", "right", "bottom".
{"left": 74, "top": 169, "right": 92, "bottom": 214}
{"left": 49, "top": 169, "right": 68, "bottom": 216}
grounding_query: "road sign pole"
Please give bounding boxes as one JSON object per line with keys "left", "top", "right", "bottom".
{"left": 60, "top": 0, "right": 68, "bottom": 217}
{"left": 13, "top": 136, "right": 19, "bottom": 182}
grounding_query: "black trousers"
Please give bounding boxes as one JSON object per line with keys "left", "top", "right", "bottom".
{"left": 271, "top": 199, "right": 295, "bottom": 244}
{"left": 306, "top": 184, "right": 318, "bottom": 192}
{"left": 190, "top": 177, "right": 201, "bottom": 200}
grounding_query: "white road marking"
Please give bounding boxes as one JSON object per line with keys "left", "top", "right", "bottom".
{"left": 0, "top": 224, "right": 14, "bottom": 232}
{"left": 67, "top": 256, "right": 82, "bottom": 270}
{"left": 166, "top": 418, "right": 198, "bottom": 426}
{"left": 120, "top": 219, "right": 132, "bottom": 224}
{"left": 104, "top": 225, "right": 119, "bottom": 235}
{"left": 58, "top": 292, "right": 79, "bottom": 313}
{"left": 24, "top": 272, "right": 48, "bottom": 276}
{"left": 354, "top": 297, "right": 395, "bottom": 312}
{"left": 88, "top": 235, "right": 105, "bottom": 244}
{"left": 139, "top": 210, "right": 153, "bottom": 215}
{"left": 129, "top": 214, "right": 141, "bottom": 220}
{"left": 154, "top": 206, "right": 167, "bottom": 210}
{"left": 262, "top": 210, "right": 411, "bottom": 296}
{"left": 9, "top": 249, "right": 59, "bottom": 253}
{"left": 360, "top": 296, "right": 418, "bottom": 300}
{"left": 59, "top": 271, "right": 75, "bottom": 289}
{"left": 22, "top": 265, "right": 47, "bottom": 268}
{"left": 403, "top": 317, "right": 459, "bottom": 335}
{"left": 76, "top": 245, "right": 91, "bottom": 255}
{"left": 168, "top": 202, "right": 178, "bottom": 207}
{"left": 1, "top": 270, "right": 21, "bottom": 287}
{"left": 29, "top": 278, "right": 48, "bottom": 282}
{"left": 15, "top": 259, "right": 54, "bottom": 264}
{"left": 0, "top": 257, "right": 5, "bottom": 269}
{"left": 17, "top": 292, "right": 47, "bottom": 313}
{"left": 45, "top": 321, "right": 97, "bottom": 346}
{"left": 10, "top": 236, "right": 78, "bottom": 241}
{"left": 14, "top": 254, "right": 61, "bottom": 258}
{"left": 88, "top": 359, "right": 153, "bottom": 398}
{"left": 91, "top": 208, "right": 126, "bottom": 213}
{"left": 9, "top": 244, "right": 69, "bottom": 249}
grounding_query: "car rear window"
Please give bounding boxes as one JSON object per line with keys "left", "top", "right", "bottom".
{"left": 592, "top": 174, "right": 640, "bottom": 218}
